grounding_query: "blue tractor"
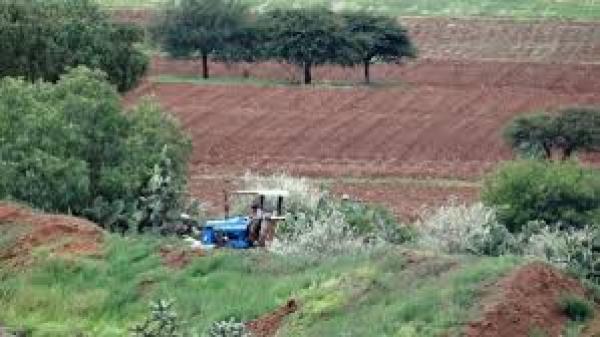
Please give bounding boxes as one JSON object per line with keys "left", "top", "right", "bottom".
{"left": 200, "top": 190, "right": 288, "bottom": 249}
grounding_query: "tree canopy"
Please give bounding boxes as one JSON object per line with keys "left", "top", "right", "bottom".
{"left": 152, "top": 0, "right": 251, "bottom": 79}
{"left": 341, "top": 13, "right": 416, "bottom": 83}
{"left": 0, "top": 0, "right": 148, "bottom": 92}
{"left": 0, "top": 67, "right": 192, "bottom": 232}
{"left": 260, "top": 7, "right": 355, "bottom": 84}
{"left": 504, "top": 107, "right": 600, "bottom": 160}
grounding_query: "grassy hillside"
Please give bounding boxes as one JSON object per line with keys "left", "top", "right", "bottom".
{"left": 0, "top": 229, "right": 521, "bottom": 336}
{"left": 101, "top": 0, "right": 600, "bottom": 20}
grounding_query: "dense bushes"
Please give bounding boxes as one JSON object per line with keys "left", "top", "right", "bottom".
{"left": 0, "top": 0, "right": 148, "bottom": 91}
{"left": 482, "top": 160, "right": 600, "bottom": 232}
{"left": 0, "top": 67, "right": 192, "bottom": 232}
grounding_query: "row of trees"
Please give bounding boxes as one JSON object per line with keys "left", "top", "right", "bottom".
{"left": 152, "top": 0, "right": 416, "bottom": 84}
{"left": 0, "top": 0, "right": 148, "bottom": 91}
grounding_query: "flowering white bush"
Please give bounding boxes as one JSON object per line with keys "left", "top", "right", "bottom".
{"left": 416, "top": 201, "right": 503, "bottom": 254}
{"left": 206, "top": 318, "right": 250, "bottom": 337}
{"left": 269, "top": 206, "right": 371, "bottom": 259}
{"left": 522, "top": 224, "right": 600, "bottom": 279}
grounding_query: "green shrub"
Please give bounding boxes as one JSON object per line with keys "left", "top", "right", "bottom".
{"left": 339, "top": 201, "right": 414, "bottom": 244}
{"left": 0, "top": 0, "right": 148, "bottom": 92}
{"left": 0, "top": 67, "right": 192, "bottom": 232}
{"left": 558, "top": 294, "right": 594, "bottom": 322}
{"left": 131, "top": 299, "right": 182, "bottom": 337}
{"left": 482, "top": 160, "right": 600, "bottom": 232}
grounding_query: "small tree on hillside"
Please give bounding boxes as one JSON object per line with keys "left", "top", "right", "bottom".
{"left": 152, "top": 0, "right": 250, "bottom": 79}
{"left": 260, "top": 8, "right": 354, "bottom": 84}
{"left": 342, "top": 13, "right": 416, "bottom": 84}
{"left": 504, "top": 107, "right": 600, "bottom": 160}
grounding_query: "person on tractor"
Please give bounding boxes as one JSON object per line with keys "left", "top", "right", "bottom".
{"left": 248, "top": 198, "right": 263, "bottom": 245}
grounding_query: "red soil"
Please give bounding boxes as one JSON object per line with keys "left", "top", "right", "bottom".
{"left": 158, "top": 245, "right": 204, "bottom": 269}
{"left": 246, "top": 299, "right": 298, "bottom": 337}
{"left": 126, "top": 72, "right": 600, "bottom": 179}
{"left": 465, "top": 262, "right": 588, "bottom": 337}
{"left": 331, "top": 182, "right": 479, "bottom": 220}
{"left": 0, "top": 203, "right": 103, "bottom": 266}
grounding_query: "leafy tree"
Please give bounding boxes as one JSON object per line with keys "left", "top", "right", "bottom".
{"left": 504, "top": 113, "right": 556, "bottom": 159}
{"left": 504, "top": 107, "right": 600, "bottom": 160}
{"left": 260, "top": 8, "right": 354, "bottom": 84}
{"left": 341, "top": 12, "right": 416, "bottom": 83}
{"left": 0, "top": 0, "right": 148, "bottom": 91}
{"left": 152, "top": 0, "right": 250, "bottom": 79}
{"left": 482, "top": 160, "right": 600, "bottom": 232}
{"left": 0, "top": 67, "right": 192, "bottom": 232}
{"left": 554, "top": 107, "right": 600, "bottom": 159}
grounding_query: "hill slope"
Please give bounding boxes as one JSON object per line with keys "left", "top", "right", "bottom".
{"left": 0, "top": 203, "right": 593, "bottom": 337}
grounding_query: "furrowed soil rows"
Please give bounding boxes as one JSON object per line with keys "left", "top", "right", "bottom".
{"left": 120, "top": 11, "right": 600, "bottom": 216}
{"left": 114, "top": 11, "right": 600, "bottom": 63}
{"left": 127, "top": 81, "right": 600, "bottom": 178}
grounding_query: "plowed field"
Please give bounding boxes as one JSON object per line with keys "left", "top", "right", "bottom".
{"left": 123, "top": 15, "right": 600, "bottom": 218}
{"left": 115, "top": 10, "right": 600, "bottom": 63}
{"left": 129, "top": 62, "right": 600, "bottom": 177}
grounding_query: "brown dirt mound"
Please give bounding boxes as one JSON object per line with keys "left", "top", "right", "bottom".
{"left": 0, "top": 203, "right": 104, "bottom": 266}
{"left": 159, "top": 245, "right": 204, "bottom": 269}
{"left": 465, "top": 262, "right": 587, "bottom": 337}
{"left": 246, "top": 299, "right": 298, "bottom": 337}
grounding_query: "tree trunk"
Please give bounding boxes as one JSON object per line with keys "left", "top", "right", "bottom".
{"left": 364, "top": 60, "right": 371, "bottom": 84}
{"left": 303, "top": 62, "right": 312, "bottom": 84}
{"left": 201, "top": 53, "right": 209, "bottom": 79}
{"left": 562, "top": 147, "right": 573, "bottom": 161}
{"left": 542, "top": 142, "right": 552, "bottom": 160}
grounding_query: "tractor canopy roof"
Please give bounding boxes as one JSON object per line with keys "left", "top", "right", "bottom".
{"left": 233, "top": 190, "right": 289, "bottom": 197}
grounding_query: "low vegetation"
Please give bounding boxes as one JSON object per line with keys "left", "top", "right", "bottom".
{"left": 0, "top": 228, "right": 521, "bottom": 336}
{"left": 558, "top": 294, "right": 595, "bottom": 322}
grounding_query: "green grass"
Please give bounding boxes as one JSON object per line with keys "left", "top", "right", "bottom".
{"left": 152, "top": 74, "right": 407, "bottom": 89}
{"left": 101, "top": 0, "right": 600, "bottom": 20}
{"left": 0, "top": 233, "right": 521, "bottom": 337}
{"left": 152, "top": 74, "right": 293, "bottom": 88}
